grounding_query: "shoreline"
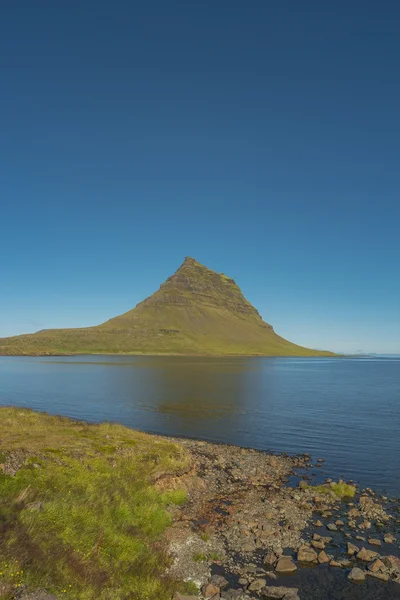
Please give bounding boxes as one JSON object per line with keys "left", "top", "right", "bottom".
{"left": 0, "top": 408, "right": 399, "bottom": 599}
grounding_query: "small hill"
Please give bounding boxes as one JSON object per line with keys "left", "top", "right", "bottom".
{"left": 0, "top": 257, "right": 334, "bottom": 356}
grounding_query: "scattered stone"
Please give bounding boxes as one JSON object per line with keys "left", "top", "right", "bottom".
{"left": 174, "top": 594, "right": 198, "bottom": 600}
{"left": 384, "top": 533, "right": 396, "bottom": 544}
{"left": 347, "top": 542, "right": 359, "bottom": 556}
{"left": 275, "top": 556, "right": 297, "bottom": 573}
{"left": 368, "top": 558, "right": 385, "bottom": 573}
{"left": 311, "top": 540, "right": 325, "bottom": 550}
{"left": 326, "top": 523, "right": 337, "bottom": 531}
{"left": 248, "top": 579, "right": 267, "bottom": 592}
{"left": 368, "top": 538, "right": 381, "bottom": 546}
{"left": 202, "top": 583, "right": 220, "bottom": 599}
{"left": 329, "top": 559, "right": 342, "bottom": 567}
{"left": 335, "top": 520, "right": 344, "bottom": 526}
{"left": 357, "top": 547, "right": 379, "bottom": 562}
{"left": 297, "top": 545, "right": 318, "bottom": 563}
{"left": 313, "top": 520, "right": 323, "bottom": 527}
{"left": 366, "top": 571, "right": 389, "bottom": 582}
{"left": 210, "top": 575, "right": 229, "bottom": 589}
{"left": 348, "top": 567, "right": 366, "bottom": 582}
{"left": 260, "top": 586, "right": 299, "bottom": 599}
{"left": 263, "top": 551, "right": 277, "bottom": 567}
{"left": 318, "top": 550, "right": 329, "bottom": 564}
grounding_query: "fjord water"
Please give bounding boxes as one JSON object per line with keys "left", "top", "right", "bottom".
{"left": 0, "top": 356, "right": 399, "bottom": 496}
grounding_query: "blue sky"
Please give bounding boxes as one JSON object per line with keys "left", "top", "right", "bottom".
{"left": 1, "top": 1, "right": 399, "bottom": 354}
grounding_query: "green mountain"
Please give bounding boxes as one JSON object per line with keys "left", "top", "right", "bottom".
{"left": 0, "top": 257, "right": 334, "bottom": 356}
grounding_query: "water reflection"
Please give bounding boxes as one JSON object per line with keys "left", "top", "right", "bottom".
{"left": 0, "top": 356, "right": 399, "bottom": 495}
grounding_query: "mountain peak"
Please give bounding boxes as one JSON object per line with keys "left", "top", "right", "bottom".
{"left": 0, "top": 257, "right": 334, "bottom": 357}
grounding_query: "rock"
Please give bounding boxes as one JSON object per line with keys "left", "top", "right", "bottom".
{"left": 242, "top": 539, "right": 256, "bottom": 552}
{"left": 326, "top": 523, "right": 337, "bottom": 531}
{"left": 348, "top": 567, "right": 366, "bottom": 582}
{"left": 383, "top": 555, "right": 400, "bottom": 573}
{"left": 347, "top": 542, "right": 359, "bottom": 556}
{"left": 174, "top": 594, "right": 198, "bottom": 600}
{"left": 248, "top": 579, "right": 266, "bottom": 592}
{"left": 210, "top": 575, "right": 229, "bottom": 589}
{"left": 329, "top": 559, "right": 342, "bottom": 567}
{"left": 238, "top": 578, "right": 248, "bottom": 586}
{"left": 263, "top": 551, "right": 278, "bottom": 566}
{"left": 318, "top": 550, "right": 329, "bottom": 564}
{"left": 202, "top": 583, "right": 220, "bottom": 599}
{"left": 313, "top": 520, "right": 323, "bottom": 527}
{"left": 357, "top": 547, "right": 379, "bottom": 562}
{"left": 335, "top": 520, "right": 344, "bottom": 526}
{"left": 260, "top": 586, "right": 299, "bottom": 599}
{"left": 368, "top": 558, "right": 385, "bottom": 573}
{"left": 297, "top": 545, "right": 318, "bottom": 563}
{"left": 311, "top": 540, "right": 325, "bottom": 550}
{"left": 275, "top": 556, "right": 297, "bottom": 573}
{"left": 313, "top": 533, "right": 321, "bottom": 541}
{"left": 384, "top": 533, "right": 396, "bottom": 544}
{"left": 368, "top": 538, "right": 381, "bottom": 546}
{"left": 360, "top": 520, "right": 372, "bottom": 530}
{"left": 367, "top": 572, "right": 389, "bottom": 582}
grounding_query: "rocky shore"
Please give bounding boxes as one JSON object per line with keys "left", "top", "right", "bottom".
{"left": 160, "top": 438, "right": 400, "bottom": 600}
{"left": 0, "top": 409, "right": 399, "bottom": 600}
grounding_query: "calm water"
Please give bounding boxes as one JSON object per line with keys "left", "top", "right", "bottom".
{"left": 0, "top": 355, "right": 399, "bottom": 496}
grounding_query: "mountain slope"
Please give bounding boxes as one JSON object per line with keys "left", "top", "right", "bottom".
{"left": 0, "top": 257, "right": 334, "bottom": 356}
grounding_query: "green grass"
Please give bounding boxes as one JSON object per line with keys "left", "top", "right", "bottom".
{"left": 0, "top": 257, "right": 335, "bottom": 357}
{"left": 0, "top": 408, "right": 190, "bottom": 600}
{"left": 306, "top": 483, "right": 357, "bottom": 499}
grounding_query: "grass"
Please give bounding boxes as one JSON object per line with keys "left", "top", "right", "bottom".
{"left": 306, "top": 483, "right": 357, "bottom": 499}
{"left": 0, "top": 257, "right": 335, "bottom": 357}
{"left": 0, "top": 408, "right": 190, "bottom": 600}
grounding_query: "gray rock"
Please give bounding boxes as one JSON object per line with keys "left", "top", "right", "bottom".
{"left": 326, "top": 523, "right": 337, "bottom": 531}
{"left": 248, "top": 579, "right": 266, "bottom": 592}
{"left": 260, "top": 585, "right": 299, "bottom": 599}
{"left": 210, "top": 574, "right": 229, "bottom": 589}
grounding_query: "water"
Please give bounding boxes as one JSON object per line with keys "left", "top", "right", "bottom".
{"left": 0, "top": 355, "right": 399, "bottom": 496}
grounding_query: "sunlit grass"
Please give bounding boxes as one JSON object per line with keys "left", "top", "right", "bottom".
{"left": 0, "top": 408, "right": 189, "bottom": 600}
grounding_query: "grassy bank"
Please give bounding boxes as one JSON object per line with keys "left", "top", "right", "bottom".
{"left": 0, "top": 408, "right": 191, "bottom": 600}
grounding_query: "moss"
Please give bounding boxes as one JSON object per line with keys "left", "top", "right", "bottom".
{"left": 192, "top": 552, "right": 207, "bottom": 562}
{"left": 306, "top": 483, "right": 356, "bottom": 499}
{"left": 0, "top": 407, "right": 190, "bottom": 600}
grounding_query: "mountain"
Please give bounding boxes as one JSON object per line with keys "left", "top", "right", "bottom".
{"left": 0, "top": 257, "right": 334, "bottom": 356}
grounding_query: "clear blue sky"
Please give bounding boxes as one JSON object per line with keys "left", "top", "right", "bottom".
{"left": 1, "top": 1, "right": 399, "bottom": 354}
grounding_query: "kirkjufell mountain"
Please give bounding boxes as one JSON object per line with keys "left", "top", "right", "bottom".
{"left": 0, "top": 257, "right": 334, "bottom": 356}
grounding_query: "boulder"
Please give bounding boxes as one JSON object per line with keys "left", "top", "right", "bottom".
{"left": 368, "top": 558, "right": 385, "bottom": 573}
{"left": 263, "top": 551, "right": 278, "bottom": 566}
{"left": 260, "top": 586, "right": 299, "bottom": 599}
{"left": 275, "top": 556, "right": 297, "bottom": 573}
{"left": 367, "top": 572, "right": 389, "bottom": 582}
{"left": 248, "top": 579, "right": 266, "bottom": 592}
{"left": 210, "top": 575, "right": 229, "bottom": 590}
{"left": 346, "top": 542, "right": 359, "bottom": 556}
{"left": 368, "top": 538, "right": 381, "bottom": 546}
{"left": 318, "top": 550, "right": 329, "bottom": 564}
{"left": 348, "top": 567, "right": 366, "bottom": 582}
{"left": 297, "top": 545, "right": 318, "bottom": 563}
{"left": 357, "top": 547, "right": 379, "bottom": 562}
{"left": 201, "top": 583, "right": 220, "bottom": 599}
